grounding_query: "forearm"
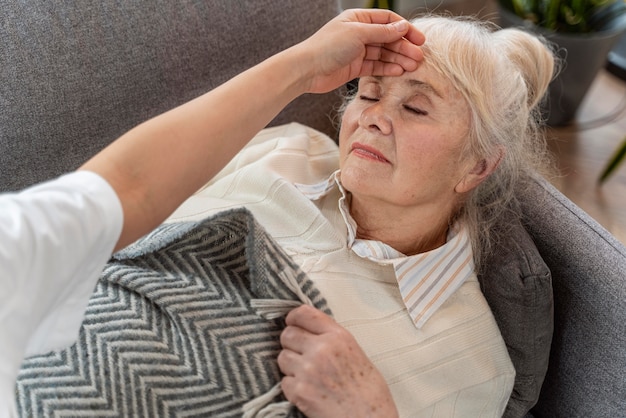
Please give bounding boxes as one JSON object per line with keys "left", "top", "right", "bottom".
{"left": 79, "top": 9, "right": 424, "bottom": 251}
{"left": 81, "top": 47, "right": 308, "bottom": 250}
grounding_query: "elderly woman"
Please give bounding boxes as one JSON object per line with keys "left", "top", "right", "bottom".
{"left": 167, "top": 13, "right": 556, "bottom": 418}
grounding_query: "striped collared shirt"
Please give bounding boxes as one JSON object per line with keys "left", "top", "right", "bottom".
{"left": 295, "top": 170, "right": 475, "bottom": 329}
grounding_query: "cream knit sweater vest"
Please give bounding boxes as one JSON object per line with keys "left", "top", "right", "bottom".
{"left": 168, "top": 123, "right": 515, "bottom": 417}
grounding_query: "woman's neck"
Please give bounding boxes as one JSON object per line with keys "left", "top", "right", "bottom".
{"left": 349, "top": 194, "right": 453, "bottom": 256}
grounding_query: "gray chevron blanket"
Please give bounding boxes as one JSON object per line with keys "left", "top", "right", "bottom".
{"left": 16, "top": 208, "right": 330, "bottom": 417}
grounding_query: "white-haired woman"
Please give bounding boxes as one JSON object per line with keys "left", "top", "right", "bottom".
{"left": 168, "top": 14, "right": 557, "bottom": 418}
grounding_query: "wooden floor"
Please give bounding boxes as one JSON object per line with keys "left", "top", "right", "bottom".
{"left": 546, "top": 69, "right": 626, "bottom": 245}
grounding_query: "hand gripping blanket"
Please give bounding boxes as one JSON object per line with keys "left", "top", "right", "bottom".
{"left": 16, "top": 208, "right": 330, "bottom": 417}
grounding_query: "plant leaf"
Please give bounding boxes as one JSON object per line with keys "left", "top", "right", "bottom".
{"left": 599, "top": 136, "right": 626, "bottom": 183}
{"left": 500, "top": 0, "right": 626, "bottom": 32}
{"left": 546, "top": 0, "right": 560, "bottom": 28}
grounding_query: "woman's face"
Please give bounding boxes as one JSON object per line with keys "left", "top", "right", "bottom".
{"left": 338, "top": 63, "right": 475, "bottom": 213}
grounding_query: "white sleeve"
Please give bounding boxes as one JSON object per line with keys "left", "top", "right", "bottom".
{"left": 0, "top": 171, "right": 123, "bottom": 417}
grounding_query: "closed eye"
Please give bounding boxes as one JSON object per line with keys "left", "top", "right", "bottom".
{"left": 359, "top": 95, "right": 379, "bottom": 102}
{"left": 403, "top": 105, "right": 428, "bottom": 116}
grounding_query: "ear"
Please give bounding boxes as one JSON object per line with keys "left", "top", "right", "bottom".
{"left": 455, "top": 148, "right": 504, "bottom": 194}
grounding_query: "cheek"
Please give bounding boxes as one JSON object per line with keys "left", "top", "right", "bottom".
{"left": 396, "top": 135, "right": 465, "bottom": 187}
{"left": 340, "top": 103, "right": 359, "bottom": 131}
{"left": 396, "top": 135, "right": 439, "bottom": 172}
{"left": 338, "top": 105, "right": 359, "bottom": 155}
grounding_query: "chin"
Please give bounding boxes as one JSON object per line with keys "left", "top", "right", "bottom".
{"left": 340, "top": 165, "right": 382, "bottom": 194}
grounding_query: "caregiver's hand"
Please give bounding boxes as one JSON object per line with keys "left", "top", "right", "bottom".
{"left": 292, "top": 8, "right": 425, "bottom": 94}
{"left": 278, "top": 304, "right": 399, "bottom": 418}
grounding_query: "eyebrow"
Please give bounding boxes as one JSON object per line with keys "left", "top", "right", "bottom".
{"left": 405, "top": 79, "right": 443, "bottom": 99}
{"left": 370, "top": 76, "right": 443, "bottom": 99}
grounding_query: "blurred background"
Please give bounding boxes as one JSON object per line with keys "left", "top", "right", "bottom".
{"left": 340, "top": 0, "right": 498, "bottom": 19}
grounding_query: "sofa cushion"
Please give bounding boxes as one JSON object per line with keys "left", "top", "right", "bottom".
{"left": 478, "top": 216, "right": 553, "bottom": 418}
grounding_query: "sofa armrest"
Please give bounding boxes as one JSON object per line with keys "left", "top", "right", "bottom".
{"left": 519, "top": 176, "right": 626, "bottom": 417}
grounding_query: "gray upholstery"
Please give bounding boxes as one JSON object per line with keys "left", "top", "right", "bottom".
{"left": 478, "top": 216, "right": 553, "bottom": 417}
{"left": 2, "top": 1, "right": 625, "bottom": 417}
{"left": 519, "top": 176, "right": 626, "bottom": 417}
{"left": 0, "top": 0, "right": 341, "bottom": 192}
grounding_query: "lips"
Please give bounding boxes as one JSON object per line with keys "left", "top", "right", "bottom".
{"left": 350, "top": 142, "right": 390, "bottom": 164}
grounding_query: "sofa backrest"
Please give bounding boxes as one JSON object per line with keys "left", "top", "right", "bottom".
{"left": 0, "top": 0, "right": 342, "bottom": 192}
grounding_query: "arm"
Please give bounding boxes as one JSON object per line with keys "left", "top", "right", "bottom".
{"left": 79, "top": 9, "right": 425, "bottom": 251}
{"left": 278, "top": 304, "right": 398, "bottom": 418}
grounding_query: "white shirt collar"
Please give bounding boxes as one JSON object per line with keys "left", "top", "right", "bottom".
{"left": 295, "top": 171, "right": 475, "bottom": 328}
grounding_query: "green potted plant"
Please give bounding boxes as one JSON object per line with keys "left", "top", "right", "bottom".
{"left": 501, "top": 0, "right": 626, "bottom": 32}
{"left": 498, "top": 0, "right": 626, "bottom": 126}
{"left": 368, "top": 0, "right": 395, "bottom": 9}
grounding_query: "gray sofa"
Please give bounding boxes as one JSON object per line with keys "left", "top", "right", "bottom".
{"left": 1, "top": 1, "right": 624, "bottom": 417}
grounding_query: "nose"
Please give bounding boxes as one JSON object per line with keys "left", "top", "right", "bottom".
{"left": 359, "top": 101, "right": 392, "bottom": 136}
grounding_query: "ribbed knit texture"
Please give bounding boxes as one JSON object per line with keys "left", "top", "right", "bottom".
{"left": 168, "top": 123, "right": 515, "bottom": 416}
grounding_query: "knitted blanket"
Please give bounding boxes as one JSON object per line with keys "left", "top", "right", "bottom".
{"left": 16, "top": 208, "right": 330, "bottom": 417}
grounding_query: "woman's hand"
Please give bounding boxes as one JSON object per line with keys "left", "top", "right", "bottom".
{"left": 292, "top": 8, "right": 425, "bottom": 94}
{"left": 278, "top": 305, "right": 399, "bottom": 418}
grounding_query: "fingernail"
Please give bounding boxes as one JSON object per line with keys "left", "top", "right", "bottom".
{"left": 392, "top": 20, "right": 408, "bottom": 32}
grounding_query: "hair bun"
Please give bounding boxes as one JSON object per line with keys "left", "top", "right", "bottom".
{"left": 493, "top": 29, "right": 557, "bottom": 110}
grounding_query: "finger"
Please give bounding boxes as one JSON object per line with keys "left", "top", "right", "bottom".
{"left": 280, "top": 324, "right": 314, "bottom": 354}
{"left": 379, "top": 45, "right": 422, "bottom": 72}
{"left": 355, "top": 20, "right": 425, "bottom": 51}
{"left": 340, "top": 8, "right": 425, "bottom": 45}
{"left": 365, "top": 61, "right": 405, "bottom": 77}
{"left": 280, "top": 375, "right": 320, "bottom": 416}
{"left": 280, "top": 375, "right": 303, "bottom": 407}
{"left": 402, "top": 22, "right": 427, "bottom": 46}
{"left": 363, "top": 44, "right": 421, "bottom": 72}
{"left": 384, "top": 37, "right": 425, "bottom": 63}
{"left": 364, "top": 40, "right": 423, "bottom": 62}
{"left": 277, "top": 348, "right": 301, "bottom": 377}
{"left": 284, "top": 304, "right": 334, "bottom": 334}
{"left": 388, "top": 20, "right": 427, "bottom": 47}
{"left": 350, "top": 8, "right": 412, "bottom": 27}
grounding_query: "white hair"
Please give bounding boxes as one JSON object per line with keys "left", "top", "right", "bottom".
{"left": 411, "top": 15, "right": 558, "bottom": 270}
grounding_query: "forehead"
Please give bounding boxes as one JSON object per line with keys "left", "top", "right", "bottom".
{"left": 358, "top": 65, "right": 471, "bottom": 133}
{"left": 361, "top": 63, "right": 452, "bottom": 99}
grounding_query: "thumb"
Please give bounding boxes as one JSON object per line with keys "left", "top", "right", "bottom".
{"left": 391, "top": 19, "right": 410, "bottom": 34}
{"left": 358, "top": 20, "right": 410, "bottom": 44}
{"left": 357, "top": 19, "right": 425, "bottom": 49}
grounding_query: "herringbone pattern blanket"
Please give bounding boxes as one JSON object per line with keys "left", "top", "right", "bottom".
{"left": 16, "top": 208, "right": 330, "bottom": 417}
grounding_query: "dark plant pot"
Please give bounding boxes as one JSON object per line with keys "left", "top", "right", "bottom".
{"left": 607, "top": 31, "right": 626, "bottom": 80}
{"left": 499, "top": 6, "right": 626, "bottom": 126}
